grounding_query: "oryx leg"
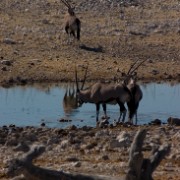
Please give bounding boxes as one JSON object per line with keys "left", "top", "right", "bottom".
{"left": 70, "top": 31, "right": 75, "bottom": 38}
{"left": 116, "top": 99, "right": 127, "bottom": 123}
{"left": 102, "top": 103, "right": 107, "bottom": 117}
{"left": 65, "top": 25, "right": 71, "bottom": 44}
{"left": 96, "top": 103, "right": 100, "bottom": 122}
{"left": 128, "top": 103, "right": 139, "bottom": 124}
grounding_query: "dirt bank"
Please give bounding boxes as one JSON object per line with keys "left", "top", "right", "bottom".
{"left": 0, "top": 0, "right": 180, "bottom": 86}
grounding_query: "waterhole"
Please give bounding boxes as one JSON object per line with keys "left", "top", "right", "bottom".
{"left": 0, "top": 82, "right": 179, "bottom": 128}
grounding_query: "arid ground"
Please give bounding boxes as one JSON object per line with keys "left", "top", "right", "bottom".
{"left": 0, "top": 0, "right": 180, "bottom": 179}
{"left": 0, "top": 0, "right": 180, "bottom": 86}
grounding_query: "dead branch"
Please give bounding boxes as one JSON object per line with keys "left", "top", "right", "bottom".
{"left": 125, "top": 129, "right": 171, "bottom": 180}
{"left": 7, "top": 130, "right": 170, "bottom": 180}
{"left": 7, "top": 145, "right": 119, "bottom": 180}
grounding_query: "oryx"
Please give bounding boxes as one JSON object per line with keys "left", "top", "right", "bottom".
{"left": 60, "top": 0, "right": 81, "bottom": 40}
{"left": 120, "top": 59, "right": 145, "bottom": 124}
{"left": 75, "top": 66, "right": 132, "bottom": 122}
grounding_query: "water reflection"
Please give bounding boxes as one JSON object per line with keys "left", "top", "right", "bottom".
{"left": 0, "top": 82, "right": 179, "bottom": 128}
{"left": 62, "top": 84, "right": 79, "bottom": 117}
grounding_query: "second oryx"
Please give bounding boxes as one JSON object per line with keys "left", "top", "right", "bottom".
{"left": 120, "top": 59, "right": 145, "bottom": 124}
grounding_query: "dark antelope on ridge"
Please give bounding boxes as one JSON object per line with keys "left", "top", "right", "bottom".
{"left": 75, "top": 66, "right": 132, "bottom": 123}
{"left": 60, "top": 0, "right": 81, "bottom": 41}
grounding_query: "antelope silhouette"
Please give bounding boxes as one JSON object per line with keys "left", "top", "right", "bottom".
{"left": 75, "top": 66, "right": 132, "bottom": 122}
{"left": 120, "top": 59, "right": 145, "bottom": 124}
{"left": 60, "top": 0, "right": 81, "bottom": 41}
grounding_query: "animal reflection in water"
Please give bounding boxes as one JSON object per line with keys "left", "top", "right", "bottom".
{"left": 62, "top": 86, "right": 79, "bottom": 117}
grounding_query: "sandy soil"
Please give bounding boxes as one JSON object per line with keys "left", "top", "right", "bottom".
{"left": 0, "top": 0, "right": 180, "bottom": 179}
{"left": 0, "top": 0, "right": 180, "bottom": 86}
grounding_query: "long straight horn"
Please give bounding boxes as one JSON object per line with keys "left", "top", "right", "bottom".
{"left": 127, "top": 59, "right": 139, "bottom": 75}
{"left": 60, "top": 0, "right": 71, "bottom": 8}
{"left": 75, "top": 66, "right": 79, "bottom": 92}
{"left": 130, "top": 59, "right": 147, "bottom": 75}
{"left": 81, "top": 66, "right": 88, "bottom": 90}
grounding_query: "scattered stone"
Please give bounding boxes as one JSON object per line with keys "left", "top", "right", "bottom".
{"left": 151, "top": 69, "right": 159, "bottom": 75}
{"left": 13, "top": 142, "right": 30, "bottom": 152}
{"left": 167, "top": 117, "right": 180, "bottom": 126}
{"left": 3, "top": 38, "right": 16, "bottom": 44}
{"left": 98, "top": 118, "right": 109, "bottom": 128}
{"left": 66, "top": 157, "right": 79, "bottom": 162}
{"left": 150, "top": 119, "right": 162, "bottom": 125}
{"left": 73, "top": 161, "right": 81, "bottom": 167}
{"left": 67, "top": 125, "right": 77, "bottom": 130}
{"left": 1, "top": 66, "right": 7, "bottom": 71}
{"left": 101, "top": 155, "right": 109, "bottom": 161}
{"left": 1, "top": 60, "right": 13, "bottom": 66}
{"left": 41, "top": 122, "right": 46, "bottom": 127}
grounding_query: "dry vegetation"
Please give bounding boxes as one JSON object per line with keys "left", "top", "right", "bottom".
{"left": 0, "top": 0, "right": 180, "bottom": 86}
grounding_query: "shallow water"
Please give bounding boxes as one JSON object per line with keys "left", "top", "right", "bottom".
{"left": 0, "top": 82, "right": 179, "bottom": 128}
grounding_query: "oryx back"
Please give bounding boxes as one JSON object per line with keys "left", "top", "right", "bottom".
{"left": 89, "top": 83, "right": 131, "bottom": 104}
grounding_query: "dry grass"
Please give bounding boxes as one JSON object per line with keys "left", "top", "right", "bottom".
{"left": 0, "top": 0, "right": 180, "bottom": 86}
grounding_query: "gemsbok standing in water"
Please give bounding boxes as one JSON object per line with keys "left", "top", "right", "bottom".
{"left": 75, "top": 66, "right": 133, "bottom": 123}
{"left": 75, "top": 60, "right": 145, "bottom": 124}
{"left": 60, "top": 0, "right": 81, "bottom": 41}
{"left": 120, "top": 59, "right": 145, "bottom": 124}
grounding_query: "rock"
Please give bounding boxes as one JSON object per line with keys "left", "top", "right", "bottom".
{"left": 167, "top": 117, "right": 180, "bottom": 126}
{"left": 98, "top": 118, "right": 109, "bottom": 128}
{"left": 95, "top": 129, "right": 109, "bottom": 137}
{"left": 101, "top": 155, "right": 109, "bottom": 160}
{"left": 110, "top": 131, "right": 131, "bottom": 149}
{"left": 41, "top": 123, "right": 46, "bottom": 127}
{"left": 67, "top": 125, "right": 77, "bottom": 130}
{"left": 3, "top": 38, "right": 16, "bottom": 44}
{"left": 73, "top": 161, "right": 81, "bottom": 167}
{"left": 13, "top": 142, "right": 30, "bottom": 152}
{"left": 66, "top": 157, "right": 79, "bottom": 162}
{"left": 150, "top": 119, "right": 162, "bottom": 125}
{"left": 60, "top": 140, "right": 69, "bottom": 149}
{"left": 151, "top": 69, "right": 159, "bottom": 75}
{"left": 1, "top": 67, "right": 7, "bottom": 71}
{"left": 1, "top": 60, "right": 13, "bottom": 66}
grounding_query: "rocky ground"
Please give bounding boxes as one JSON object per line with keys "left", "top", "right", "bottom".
{"left": 0, "top": 0, "right": 180, "bottom": 179}
{"left": 0, "top": 124, "right": 180, "bottom": 180}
